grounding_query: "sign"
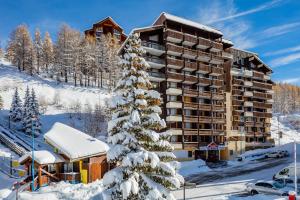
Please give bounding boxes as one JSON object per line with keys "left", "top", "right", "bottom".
{"left": 199, "top": 142, "right": 226, "bottom": 151}
{"left": 12, "top": 160, "right": 19, "bottom": 168}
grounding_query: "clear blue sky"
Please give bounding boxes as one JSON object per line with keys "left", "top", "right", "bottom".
{"left": 0, "top": 0, "right": 300, "bottom": 85}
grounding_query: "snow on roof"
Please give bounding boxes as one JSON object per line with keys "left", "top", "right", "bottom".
{"left": 19, "top": 150, "right": 65, "bottom": 165}
{"left": 44, "top": 123, "right": 109, "bottom": 161}
{"left": 222, "top": 38, "right": 234, "bottom": 45}
{"left": 155, "top": 12, "right": 223, "bottom": 36}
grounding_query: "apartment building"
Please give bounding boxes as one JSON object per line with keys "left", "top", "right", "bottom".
{"left": 120, "top": 12, "right": 273, "bottom": 161}
{"left": 227, "top": 49, "right": 273, "bottom": 157}
{"left": 84, "top": 16, "right": 127, "bottom": 42}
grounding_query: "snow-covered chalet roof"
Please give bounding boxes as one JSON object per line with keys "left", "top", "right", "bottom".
{"left": 154, "top": 12, "right": 223, "bottom": 36}
{"left": 19, "top": 150, "right": 65, "bottom": 165}
{"left": 222, "top": 38, "right": 234, "bottom": 46}
{"left": 44, "top": 123, "right": 109, "bottom": 161}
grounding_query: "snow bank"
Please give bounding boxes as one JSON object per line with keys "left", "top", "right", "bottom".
{"left": 44, "top": 122, "right": 109, "bottom": 160}
{"left": 218, "top": 194, "right": 285, "bottom": 200}
{"left": 0, "top": 188, "right": 12, "bottom": 199}
{"left": 19, "top": 180, "right": 104, "bottom": 200}
{"left": 178, "top": 159, "right": 211, "bottom": 177}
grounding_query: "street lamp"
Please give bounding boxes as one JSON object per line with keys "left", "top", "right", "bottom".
{"left": 31, "top": 115, "right": 36, "bottom": 191}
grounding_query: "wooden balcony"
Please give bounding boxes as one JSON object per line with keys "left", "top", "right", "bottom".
{"left": 253, "top": 111, "right": 272, "bottom": 118}
{"left": 166, "top": 43, "right": 183, "bottom": 56}
{"left": 167, "top": 71, "right": 184, "bottom": 82}
{"left": 197, "top": 37, "right": 211, "bottom": 50}
{"left": 184, "top": 74, "right": 198, "bottom": 84}
{"left": 199, "top": 91, "right": 212, "bottom": 99}
{"left": 210, "top": 67, "right": 223, "bottom": 75}
{"left": 198, "top": 77, "right": 211, "bottom": 86}
{"left": 183, "top": 88, "right": 198, "bottom": 97}
{"left": 253, "top": 102, "right": 272, "bottom": 109}
{"left": 212, "top": 117, "right": 225, "bottom": 124}
{"left": 59, "top": 172, "right": 81, "bottom": 183}
{"left": 149, "top": 71, "right": 165, "bottom": 82}
{"left": 232, "top": 89, "right": 243, "bottom": 96}
{"left": 212, "top": 104, "right": 224, "bottom": 111}
{"left": 212, "top": 92, "right": 224, "bottom": 100}
{"left": 253, "top": 91, "right": 272, "bottom": 99}
{"left": 183, "top": 48, "right": 198, "bottom": 59}
{"left": 145, "top": 57, "right": 165, "bottom": 69}
{"left": 197, "top": 51, "right": 210, "bottom": 62}
{"left": 184, "top": 102, "right": 198, "bottom": 109}
{"left": 232, "top": 100, "right": 243, "bottom": 106}
{"left": 253, "top": 81, "right": 273, "bottom": 90}
{"left": 210, "top": 54, "right": 223, "bottom": 65}
{"left": 210, "top": 41, "right": 223, "bottom": 52}
{"left": 142, "top": 41, "right": 165, "bottom": 56}
{"left": 222, "top": 48, "right": 233, "bottom": 60}
{"left": 165, "top": 29, "right": 183, "bottom": 43}
{"left": 184, "top": 61, "right": 197, "bottom": 71}
{"left": 199, "top": 103, "right": 212, "bottom": 110}
{"left": 233, "top": 78, "right": 243, "bottom": 85}
{"left": 167, "top": 57, "right": 183, "bottom": 69}
{"left": 253, "top": 71, "right": 265, "bottom": 80}
{"left": 183, "top": 34, "right": 198, "bottom": 46}
{"left": 211, "top": 79, "right": 223, "bottom": 87}
{"left": 198, "top": 63, "right": 210, "bottom": 74}
{"left": 184, "top": 115, "right": 199, "bottom": 123}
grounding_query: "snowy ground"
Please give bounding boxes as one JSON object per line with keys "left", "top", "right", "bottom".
{"left": 0, "top": 60, "right": 110, "bottom": 134}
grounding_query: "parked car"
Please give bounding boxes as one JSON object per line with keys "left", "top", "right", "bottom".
{"left": 246, "top": 181, "right": 288, "bottom": 196}
{"left": 265, "top": 151, "right": 284, "bottom": 158}
{"left": 278, "top": 150, "right": 289, "bottom": 157}
{"left": 273, "top": 163, "right": 300, "bottom": 181}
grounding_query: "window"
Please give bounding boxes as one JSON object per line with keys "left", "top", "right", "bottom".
{"left": 64, "top": 163, "right": 74, "bottom": 172}
{"left": 167, "top": 95, "right": 177, "bottom": 101}
{"left": 149, "top": 34, "right": 159, "bottom": 42}
{"left": 168, "top": 82, "right": 177, "bottom": 88}
{"left": 185, "top": 122, "right": 191, "bottom": 128}
{"left": 167, "top": 109, "right": 177, "bottom": 115}
{"left": 279, "top": 168, "right": 289, "bottom": 176}
{"left": 184, "top": 109, "right": 191, "bottom": 116}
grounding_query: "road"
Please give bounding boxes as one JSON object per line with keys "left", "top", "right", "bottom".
{"left": 172, "top": 158, "right": 292, "bottom": 200}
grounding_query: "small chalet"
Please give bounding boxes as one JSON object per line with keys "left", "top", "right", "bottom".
{"left": 84, "top": 16, "right": 127, "bottom": 42}
{"left": 19, "top": 123, "right": 109, "bottom": 189}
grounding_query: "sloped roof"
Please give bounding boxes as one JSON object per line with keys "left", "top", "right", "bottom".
{"left": 154, "top": 12, "right": 223, "bottom": 36}
{"left": 44, "top": 123, "right": 109, "bottom": 161}
{"left": 19, "top": 150, "right": 65, "bottom": 165}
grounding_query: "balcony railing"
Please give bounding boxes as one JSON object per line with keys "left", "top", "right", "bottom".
{"left": 197, "top": 51, "right": 210, "bottom": 62}
{"left": 212, "top": 92, "right": 224, "bottom": 100}
{"left": 211, "top": 41, "right": 223, "bottom": 51}
{"left": 198, "top": 77, "right": 211, "bottom": 85}
{"left": 166, "top": 43, "right": 183, "bottom": 55}
{"left": 184, "top": 74, "right": 198, "bottom": 83}
{"left": 210, "top": 67, "right": 223, "bottom": 75}
{"left": 253, "top": 71, "right": 265, "bottom": 79}
{"left": 198, "top": 63, "right": 210, "bottom": 73}
{"left": 232, "top": 89, "right": 243, "bottom": 96}
{"left": 149, "top": 71, "right": 165, "bottom": 78}
{"left": 232, "top": 100, "right": 243, "bottom": 106}
{"left": 253, "top": 91, "right": 272, "bottom": 99}
{"left": 210, "top": 54, "right": 224, "bottom": 64}
{"left": 211, "top": 79, "right": 223, "bottom": 87}
{"left": 197, "top": 37, "right": 211, "bottom": 49}
{"left": 183, "top": 48, "right": 198, "bottom": 59}
{"left": 184, "top": 61, "right": 197, "bottom": 71}
{"left": 166, "top": 29, "right": 183, "bottom": 41}
{"left": 145, "top": 57, "right": 164, "bottom": 65}
{"left": 167, "top": 57, "right": 183, "bottom": 68}
{"left": 184, "top": 34, "right": 198, "bottom": 44}
{"left": 183, "top": 88, "right": 199, "bottom": 96}
{"left": 142, "top": 41, "right": 165, "bottom": 51}
{"left": 167, "top": 71, "right": 184, "bottom": 81}
{"left": 253, "top": 111, "right": 272, "bottom": 118}
{"left": 253, "top": 102, "right": 272, "bottom": 109}
{"left": 253, "top": 81, "right": 273, "bottom": 90}
{"left": 233, "top": 78, "right": 243, "bottom": 85}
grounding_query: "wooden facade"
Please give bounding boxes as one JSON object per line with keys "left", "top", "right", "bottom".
{"left": 120, "top": 12, "right": 274, "bottom": 161}
{"left": 84, "top": 16, "right": 127, "bottom": 43}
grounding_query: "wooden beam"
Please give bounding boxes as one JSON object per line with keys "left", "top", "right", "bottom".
{"left": 38, "top": 166, "right": 42, "bottom": 188}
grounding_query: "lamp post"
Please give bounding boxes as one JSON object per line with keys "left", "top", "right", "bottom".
{"left": 31, "top": 115, "right": 36, "bottom": 191}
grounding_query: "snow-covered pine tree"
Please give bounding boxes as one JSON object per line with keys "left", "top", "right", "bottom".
{"left": 22, "top": 87, "right": 41, "bottom": 137}
{"left": 103, "top": 33, "right": 183, "bottom": 200}
{"left": 30, "top": 88, "right": 40, "bottom": 116}
{"left": 9, "top": 88, "right": 23, "bottom": 121}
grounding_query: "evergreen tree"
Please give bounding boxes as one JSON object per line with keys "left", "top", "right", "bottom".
{"left": 30, "top": 88, "right": 40, "bottom": 116}
{"left": 9, "top": 88, "right": 23, "bottom": 121}
{"left": 22, "top": 87, "right": 41, "bottom": 137}
{"left": 103, "top": 34, "right": 183, "bottom": 200}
